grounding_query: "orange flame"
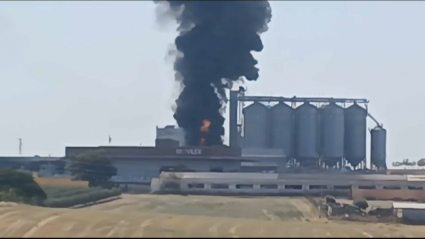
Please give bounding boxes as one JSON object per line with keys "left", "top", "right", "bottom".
{"left": 200, "top": 119, "right": 211, "bottom": 133}
{"left": 200, "top": 119, "right": 211, "bottom": 146}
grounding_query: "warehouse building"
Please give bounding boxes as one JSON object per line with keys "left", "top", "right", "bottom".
{"left": 65, "top": 144, "right": 289, "bottom": 185}
{"left": 0, "top": 156, "right": 65, "bottom": 174}
{"left": 154, "top": 172, "right": 425, "bottom": 198}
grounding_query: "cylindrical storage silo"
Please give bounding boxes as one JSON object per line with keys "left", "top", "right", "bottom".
{"left": 344, "top": 104, "right": 367, "bottom": 167}
{"left": 320, "top": 103, "right": 345, "bottom": 167}
{"left": 243, "top": 102, "right": 269, "bottom": 149}
{"left": 295, "top": 103, "right": 319, "bottom": 166}
{"left": 270, "top": 102, "right": 295, "bottom": 159}
{"left": 370, "top": 126, "right": 387, "bottom": 169}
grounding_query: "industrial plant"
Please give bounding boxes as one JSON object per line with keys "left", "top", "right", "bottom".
{"left": 4, "top": 88, "right": 425, "bottom": 202}
{"left": 228, "top": 87, "right": 387, "bottom": 171}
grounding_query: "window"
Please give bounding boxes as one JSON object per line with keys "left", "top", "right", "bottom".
{"left": 236, "top": 184, "right": 253, "bottom": 189}
{"left": 408, "top": 186, "right": 423, "bottom": 190}
{"left": 383, "top": 186, "right": 401, "bottom": 190}
{"left": 188, "top": 183, "right": 205, "bottom": 189}
{"left": 285, "top": 185, "right": 302, "bottom": 190}
{"left": 358, "top": 185, "right": 376, "bottom": 190}
{"left": 309, "top": 185, "right": 327, "bottom": 190}
{"left": 260, "top": 184, "right": 278, "bottom": 189}
{"left": 211, "top": 184, "right": 229, "bottom": 189}
{"left": 333, "top": 185, "right": 351, "bottom": 190}
{"left": 210, "top": 167, "right": 223, "bottom": 172}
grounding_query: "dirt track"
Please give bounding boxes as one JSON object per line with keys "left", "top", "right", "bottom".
{"left": 0, "top": 194, "right": 423, "bottom": 237}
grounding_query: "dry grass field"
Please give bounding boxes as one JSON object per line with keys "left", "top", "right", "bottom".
{"left": 0, "top": 194, "right": 424, "bottom": 237}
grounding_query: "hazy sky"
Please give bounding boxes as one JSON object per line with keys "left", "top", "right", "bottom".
{"left": 1, "top": 1, "right": 424, "bottom": 166}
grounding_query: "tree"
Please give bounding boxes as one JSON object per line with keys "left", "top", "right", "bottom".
{"left": 67, "top": 150, "right": 117, "bottom": 188}
{"left": 0, "top": 169, "right": 47, "bottom": 205}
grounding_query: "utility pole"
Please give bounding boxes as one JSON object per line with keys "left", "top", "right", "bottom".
{"left": 19, "top": 138, "right": 22, "bottom": 155}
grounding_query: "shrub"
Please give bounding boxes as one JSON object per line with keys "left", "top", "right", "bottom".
{"left": 0, "top": 169, "right": 47, "bottom": 205}
{"left": 353, "top": 198, "right": 369, "bottom": 210}
{"left": 44, "top": 188, "right": 121, "bottom": 208}
{"left": 42, "top": 187, "right": 92, "bottom": 198}
{"left": 98, "top": 181, "right": 116, "bottom": 189}
{"left": 0, "top": 188, "right": 23, "bottom": 203}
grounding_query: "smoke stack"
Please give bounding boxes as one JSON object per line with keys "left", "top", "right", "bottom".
{"left": 155, "top": 1, "right": 272, "bottom": 146}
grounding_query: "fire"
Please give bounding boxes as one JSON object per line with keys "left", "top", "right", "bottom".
{"left": 200, "top": 119, "right": 211, "bottom": 146}
{"left": 200, "top": 119, "right": 211, "bottom": 133}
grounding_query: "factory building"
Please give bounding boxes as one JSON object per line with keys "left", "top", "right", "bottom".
{"left": 65, "top": 145, "right": 244, "bottom": 184}
{"left": 65, "top": 144, "right": 288, "bottom": 185}
{"left": 64, "top": 143, "right": 288, "bottom": 186}
{"left": 0, "top": 156, "right": 65, "bottom": 174}
{"left": 61, "top": 89, "right": 388, "bottom": 188}
{"left": 153, "top": 172, "right": 425, "bottom": 199}
{"left": 156, "top": 125, "right": 186, "bottom": 146}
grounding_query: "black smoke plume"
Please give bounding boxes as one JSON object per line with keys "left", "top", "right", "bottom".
{"left": 155, "top": 1, "right": 272, "bottom": 146}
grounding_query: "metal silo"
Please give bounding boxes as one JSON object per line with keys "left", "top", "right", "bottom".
{"left": 295, "top": 103, "right": 319, "bottom": 165}
{"left": 320, "top": 102, "right": 345, "bottom": 167}
{"left": 370, "top": 126, "right": 387, "bottom": 169}
{"left": 270, "top": 102, "right": 295, "bottom": 159}
{"left": 243, "top": 102, "right": 269, "bottom": 149}
{"left": 344, "top": 104, "right": 367, "bottom": 168}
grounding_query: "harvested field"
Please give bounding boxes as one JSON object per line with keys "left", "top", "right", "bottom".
{"left": 0, "top": 194, "right": 424, "bottom": 237}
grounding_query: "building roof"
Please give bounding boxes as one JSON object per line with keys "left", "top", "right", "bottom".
{"left": 406, "top": 175, "right": 425, "bottom": 181}
{"left": 160, "top": 172, "right": 279, "bottom": 180}
{"left": 0, "top": 156, "right": 62, "bottom": 162}
{"left": 387, "top": 169, "right": 425, "bottom": 175}
{"left": 393, "top": 202, "right": 425, "bottom": 210}
{"left": 159, "top": 172, "right": 409, "bottom": 181}
{"left": 276, "top": 174, "right": 407, "bottom": 181}
{"left": 113, "top": 155, "right": 253, "bottom": 162}
{"left": 241, "top": 148, "right": 286, "bottom": 158}
{"left": 65, "top": 146, "right": 248, "bottom": 162}
{"left": 241, "top": 162, "right": 279, "bottom": 167}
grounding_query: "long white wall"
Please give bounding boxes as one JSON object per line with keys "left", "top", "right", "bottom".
{"left": 111, "top": 158, "right": 242, "bottom": 184}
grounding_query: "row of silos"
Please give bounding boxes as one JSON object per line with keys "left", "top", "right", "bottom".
{"left": 243, "top": 102, "right": 386, "bottom": 168}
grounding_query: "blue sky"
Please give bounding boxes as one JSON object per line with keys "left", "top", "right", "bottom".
{"left": 1, "top": 1, "right": 425, "bottom": 166}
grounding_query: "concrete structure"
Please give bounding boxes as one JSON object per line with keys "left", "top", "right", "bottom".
{"left": 393, "top": 202, "right": 425, "bottom": 224}
{"left": 155, "top": 172, "right": 425, "bottom": 196}
{"left": 156, "top": 125, "right": 186, "bottom": 146}
{"left": 229, "top": 90, "right": 384, "bottom": 170}
{"left": 387, "top": 169, "right": 425, "bottom": 175}
{"left": 64, "top": 146, "right": 290, "bottom": 185}
{"left": 243, "top": 102, "right": 269, "bottom": 149}
{"left": 0, "top": 156, "right": 64, "bottom": 172}
{"left": 65, "top": 146, "right": 253, "bottom": 185}
{"left": 153, "top": 172, "right": 425, "bottom": 199}
{"left": 370, "top": 126, "right": 387, "bottom": 169}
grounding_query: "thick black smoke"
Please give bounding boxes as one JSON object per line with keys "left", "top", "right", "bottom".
{"left": 156, "top": 1, "right": 272, "bottom": 146}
